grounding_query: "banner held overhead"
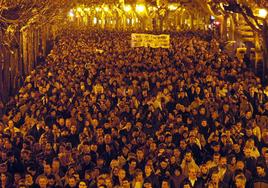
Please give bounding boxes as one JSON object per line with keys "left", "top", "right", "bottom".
{"left": 131, "top": 33, "right": 170, "bottom": 48}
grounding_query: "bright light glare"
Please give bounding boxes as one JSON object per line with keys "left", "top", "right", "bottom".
{"left": 124, "top": 5, "right": 132, "bottom": 12}
{"left": 136, "top": 4, "right": 146, "bottom": 13}
{"left": 168, "top": 4, "right": 178, "bottom": 11}
{"left": 93, "top": 17, "right": 97, "bottom": 24}
{"left": 95, "top": 7, "right": 100, "bottom": 12}
{"left": 68, "top": 10, "right": 74, "bottom": 17}
{"left": 211, "top": 16, "right": 215, "bottom": 20}
{"left": 77, "top": 7, "right": 83, "bottom": 12}
{"left": 148, "top": 6, "right": 157, "bottom": 11}
{"left": 103, "top": 6, "right": 109, "bottom": 12}
{"left": 127, "top": 18, "right": 130, "bottom": 24}
{"left": 258, "top": 8, "right": 268, "bottom": 18}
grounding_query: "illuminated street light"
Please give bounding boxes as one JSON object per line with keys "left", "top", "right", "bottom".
{"left": 168, "top": 4, "right": 178, "bottom": 11}
{"left": 84, "top": 8, "right": 90, "bottom": 12}
{"left": 136, "top": 4, "right": 146, "bottom": 13}
{"left": 148, "top": 6, "right": 157, "bottom": 12}
{"left": 68, "top": 10, "right": 74, "bottom": 17}
{"left": 103, "top": 5, "right": 109, "bottom": 12}
{"left": 93, "top": 17, "right": 98, "bottom": 24}
{"left": 258, "top": 8, "right": 268, "bottom": 18}
{"left": 77, "top": 7, "right": 83, "bottom": 12}
{"left": 214, "top": 21, "right": 220, "bottom": 25}
{"left": 95, "top": 7, "right": 101, "bottom": 12}
{"left": 124, "top": 5, "right": 132, "bottom": 12}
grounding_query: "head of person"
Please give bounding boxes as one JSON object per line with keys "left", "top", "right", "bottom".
{"left": 118, "top": 168, "right": 126, "bottom": 180}
{"left": 7, "top": 120, "right": 14, "bottom": 129}
{"left": 68, "top": 176, "right": 77, "bottom": 188}
{"left": 78, "top": 180, "right": 88, "bottom": 188}
{"left": 200, "top": 163, "right": 208, "bottom": 176}
{"left": 188, "top": 167, "right": 197, "bottom": 180}
{"left": 122, "top": 178, "right": 130, "bottom": 188}
{"left": 25, "top": 173, "right": 34, "bottom": 186}
{"left": 47, "top": 175, "right": 56, "bottom": 186}
{"left": 213, "top": 153, "right": 221, "bottom": 164}
{"left": 236, "top": 160, "right": 245, "bottom": 171}
{"left": 211, "top": 170, "right": 220, "bottom": 184}
{"left": 37, "top": 175, "right": 48, "bottom": 188}
{"left": 136, "top": 148, "right": 144, "bottom": 160}
{"left": 161, "top": 178, "right": 170, "bottom": 188}
{"left": 235, "top": 174, "right": 246, "bottom": 188}
{"left": 219, "top": 155, "right": 227, "bottom": 168}
{"left": 105, "top": 177, "right": 113, "bottom": 188}
{"left": 0, "top": 173, "right": 10, "bottom": 185}
{"left": 145, "top": 165, "right": 153, "bottom": 176}
{"left": 184, "top": 150, "right": 193, "bottom": 163}
{"left": 256, "top": 162, "right": 266, "bottom": 177}
{"left": 160, "top": 158, "right": 169, "bottom": 169}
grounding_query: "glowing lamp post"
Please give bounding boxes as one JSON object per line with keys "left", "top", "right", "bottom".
{"left": 168, "top": 4, "right": 178, "bottom": 11}
{"left": 257, "top": 8, "right": 268, "bottom": 19}
{"left": 124, "top": 5, "right": 132, "bottom": 12}
{"left": 136, "top": 4, "right": 146, "bottom": 14}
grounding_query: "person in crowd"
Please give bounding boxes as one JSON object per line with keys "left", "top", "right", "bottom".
{"left": 234, "top": 173, "right": 247, "bottom": 188}
{"left": 180, "top": 168, "right": 203, "bottom": 188}
{"left": 0, "top": 29, "right": 268, "bottom": 188}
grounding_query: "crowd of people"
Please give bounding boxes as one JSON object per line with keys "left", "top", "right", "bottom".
{"left": 0, "top": 29, "right": 268, "bottom": 188}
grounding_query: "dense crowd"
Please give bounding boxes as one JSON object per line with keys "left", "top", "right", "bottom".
{"left": 0, "top": 29, "right": 268, "bottom": 188}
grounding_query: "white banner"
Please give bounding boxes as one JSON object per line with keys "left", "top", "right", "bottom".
{"left": 131, "top": 33, "right": 170, "bottom": 48}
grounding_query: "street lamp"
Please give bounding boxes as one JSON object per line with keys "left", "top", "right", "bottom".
{"left": 258, "top": 8, "right": 268, "bottom": 19}
{"left": 93, "top": 17, "right": 98, "bottom": 25}
{"left": 124, "top": 5, "right": 132, "bottom": 12}
{"left": 103, "top": 5, "right": 109, "bottom": 12}
{"left": 168, "top": 4, "right": 178, "bottom": 11}
{"left": 77, "top": 7, "right": 83, "bottom": 13}
{"left": 136, "top": 4, "right": 146, "bottom": 13}
{"left": 68, "top": 10, "right": 74, "bottom": 18}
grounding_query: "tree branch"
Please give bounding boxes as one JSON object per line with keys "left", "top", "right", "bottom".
{"left": 241, "top": 11, "right": 262, "bottom": 33}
